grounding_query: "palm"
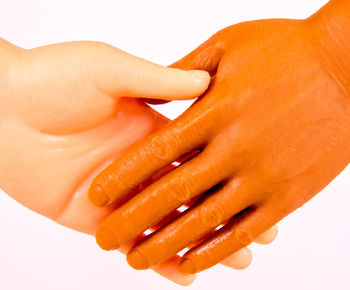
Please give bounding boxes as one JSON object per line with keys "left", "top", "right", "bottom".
{"left": 0, "top": 42, "right": 167, "bottom": 234}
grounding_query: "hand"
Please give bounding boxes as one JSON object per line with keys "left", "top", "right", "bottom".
{"left": 0, "top": 38, "right": 275, "bottom": 284}
{"left": 0, "top": 38, "right": 212, "bottom": 284}
{"left": 88, "top": 0, "right": 350, "bottom": 274}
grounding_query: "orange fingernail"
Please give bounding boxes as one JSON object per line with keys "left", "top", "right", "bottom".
{"left": 179, "top": 258, "right": 196, "bottom": 274}
{"left": 88, "top": 184, "right": 109, "bottom": 207}
{"left": 127, "top": 248, "right": 149, "bottom": 270}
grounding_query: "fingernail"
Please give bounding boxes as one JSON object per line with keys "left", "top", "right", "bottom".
{"left": 179, "top": 258, "right": 196, "bottom": 274}
{"left": 96, "top": 227, "right": 119, "bottom": 251}
{"left": 127, "top": 248, "right": 149, "bottom": 270}
{"left": 188, "top": 70, "right": 210, "bottom": 81}
{"left": 88, "top": 184, "right": 109, "bottom": 207}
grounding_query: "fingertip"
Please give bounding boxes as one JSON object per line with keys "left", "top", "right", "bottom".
{"left": 185, "top": 70, "right": 211, "bottom": 95}
{"left": 254, "top": 225, "right": 278, "bottom": 245}
{"left": 177, "top": 274, "right": 196, "bottom": 287}
{"left": 88, "top": 184, "right": 109, "bottom": 207}
{"left": 95, "top": 227, "right": 119, "bottom": 251}
{"left": 179, "top": 258, "right": 197, "bottom": 275}
{"left": 187, "top": 70, "right": 210, "bottom": 82}
{"left": 154, "top": 68, "right": 210, "bottom": 101}
{"left": 127, "top": 248, "right": 150, "bottom": 270}
{"left": 220, "top": 247, "right": 253, "bottom": 270}
{"left": 151, "top": 256, "right": 196, "bottom": 286}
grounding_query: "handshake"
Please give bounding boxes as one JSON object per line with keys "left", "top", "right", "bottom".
{"left": 1, "top": 0, "right": 350, "bottom": 286}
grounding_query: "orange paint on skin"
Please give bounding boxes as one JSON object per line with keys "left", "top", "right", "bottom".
{"left": 89, "top": 0, "right": 350, "bottom": 274}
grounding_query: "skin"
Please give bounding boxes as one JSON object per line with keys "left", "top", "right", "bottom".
{"left": 0, "top": 39, "right": 276, "bottom": 285}
{"left": 88, "top": 0, "right": 350, "bottom": 275}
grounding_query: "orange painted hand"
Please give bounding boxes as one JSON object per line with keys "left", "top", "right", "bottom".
{"left": 89, "top": 0, "right": 350, "bottom": 274}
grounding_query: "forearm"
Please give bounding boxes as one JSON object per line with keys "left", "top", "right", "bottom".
{"left": 308, "top": 0, "right": 350, "bottom": 94}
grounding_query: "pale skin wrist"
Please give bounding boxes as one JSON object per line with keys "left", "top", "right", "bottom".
{"left": 0, "top": 38, "right": 23, "bottom": 76}
{"left": 0, "top": 39, "right": 25, "bottom": 109}
{"left": 0, "top": 39, "right": 12, "bottom": 87}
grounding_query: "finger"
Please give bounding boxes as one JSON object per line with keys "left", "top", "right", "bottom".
{"left": 143, "top": 34, "right": 224, "bottom": 105}
{"left": 152, "top": 230, "right": 254, "bottom": 274}
{"left": 122, "top": 210, "right": 253, "bottom": 276}
{"left": 95, "top": 147, "right": 232, "bottom": 251}
{"left": 161, "top": 224, "right": 254, "bottom": 272}
{"left": 123, "top": 214, "right": 252, "bottom": 275}
{"left": 92, "top": 45, "right": 210, "bottom": 100}
{"left": 149, "top": 219, "right": 196, "bottom": 287}
{"left": 108, "top": 154, "right": 191, "bottom": 209}
{"left": 94, "top": 150, "right": 228, "bottom": 251}
{"left": 220, "top": 247, "right": 253, "bottom": 270}
{"left": 126, "top": 179, "right": 256, "bottom": 269}
{"left": 108, "top": 161, "right": 178, "bottom": 209}
{"left": 179, "top": 203, "right": 281, "bottom": 274}
{"left": 151, "top": 256, "right": 195, "bottom": 286}
{"left": 117, "top": 233, "right": 195, "bottom": 286}
{"left": 254, "top": 225, "right": 278, "bottom": 245}
{"left": 88, "top": 99, "right": 213, "bottom": 208}
{"left": 92, "top": 161, "right": 193, "bottom": 286}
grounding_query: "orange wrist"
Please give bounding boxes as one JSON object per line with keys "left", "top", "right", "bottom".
{"left": 308, "top": 0, "right": 350, "bottom": 94}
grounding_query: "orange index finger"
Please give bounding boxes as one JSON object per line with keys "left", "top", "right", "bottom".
{"left": 88, "top": 102, "right": 213, "bottom": 208}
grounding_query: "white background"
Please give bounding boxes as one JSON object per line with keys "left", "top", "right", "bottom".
{"left": 1, "top": 0, "right": 349, "bottom": 289}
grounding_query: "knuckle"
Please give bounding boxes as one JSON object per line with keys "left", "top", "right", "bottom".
{"left": 102, "top": 158, "right": 144, "bottom": 200}
{"left": 169, "top": 175, "right": 196, "bottom": 203}
{"left": 231, "top": 226, "right": 254, "bottom": 247}
{"left": 108, "top": 162, "right": 132, "bottom": 189}
{"left": 149, "top": 134, "right": 177, "bottom": 161}
{"left": 196, "top": 51, "right": 213, "bottom": 72}
{"left": 282, "top": 188, "right": 308, "bottom": 212}
{"left": 199, "top": 202, "right": 225, "bottom": 228}
{"left": 259, "top": 163, "right": 284, "bottom": 183}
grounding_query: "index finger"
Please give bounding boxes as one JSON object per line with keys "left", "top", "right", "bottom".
{"left": 88, "top": 95, "right": 215, "bottom": 207}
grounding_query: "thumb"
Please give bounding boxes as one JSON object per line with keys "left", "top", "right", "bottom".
{"left": 92, "top": 44, "right": 210, "bottom": 101}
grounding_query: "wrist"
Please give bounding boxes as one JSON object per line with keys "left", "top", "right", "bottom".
{"left": 0, "top": 39, "right": 24, "bottom": 110}
{"left": 307, "top": 0, "right": 350, "bottom": 95}
{"left": 0, "top": 39, "right": 23, "bottom": 84}
{"left": 0, "top": 38, "right": 14, "bottom": 70}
